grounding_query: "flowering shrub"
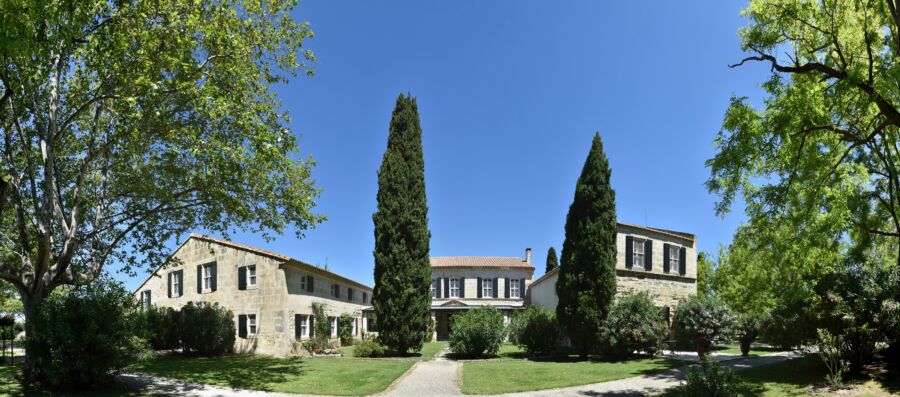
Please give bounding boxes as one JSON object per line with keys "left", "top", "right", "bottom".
{"left": 672, "top": 294, "right": 735, "bottom": 357}
{"left": 598, "top": 292, "right": 667, "bottom": 358}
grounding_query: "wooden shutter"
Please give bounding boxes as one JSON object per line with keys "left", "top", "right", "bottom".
{"left": 459, "top": 277, "right": 465, "bottom": 298}
{"left": 435, "top": 278, "right": 442, "bottom": 297}
{"left": 520, "top": 279, "right": 526, "bottom": 298}
{"left": 210, "top": 262, "right": 217, "bottom": 291}
{"left": 504, "top": 278, "right": 510, "bottom": 298}
{"left": 238, "top": 266, "right": 247, "bottom": 290}
{"left": 196, "top": 265, "right": 202, "bottom": 293}
{"left": 645, "top": 240, "right": 653, "bottom": 271}
{"left": 663, "top": 244, "right": 671, "bottom": 273}
{"left": 177, "top": 271, "right": 183, "bottom": 296}
{"left": 443, "top": 278, "right": 449, "bottom": 298}
{"left": 477, "top": 278, "right": 483, "bottom": 298}
{"left": 625, "top": 236, "right": 633, "bottom": 268}
{"left": 308, "top": 276, "right": 314, "bottom": 292}
{"left": 295, "top": 314, "right": 303, "bottom": 339}
{"left": 493, "top": 278, "right": 498, "bottom": 298}
{"left": 167, "top": 272, "right": 172, "bottom": 298}
{"left": 238, "top": 315, "right": 247, "bottom": 338}
{"left": 309, "top": 315, "right": 315, "bottom": 337}
{"left": 679, "top": 247, "right": 687, "bottom": 275}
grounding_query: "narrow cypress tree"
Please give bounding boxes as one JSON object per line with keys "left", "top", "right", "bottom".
{"left": 556, "top": 133, "right": 618, "bottom": 356}
{"left": 546, "top": 247, "right": 559, "bottom": 273}
{"left": 372, "top": 93, "right": 432, "bottom": 354}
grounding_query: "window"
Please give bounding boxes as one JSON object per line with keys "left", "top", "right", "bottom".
{"left": 668, "top": 245, "right": 680, "bottom": 273}
{"left": 331, "top": 284, "right": 340, "bottom": 298}
{"left": 352, "top": 318, "right": 357, "bottom": 335}
{"left": 366, "top": 315, "right": 377, "bottom": 332}
{"left": 141, "top": 290, "right": 151, "bottom": 309}
{"left": 247, "top": 314, "right": 258, "bottom": 337}
{"left": 329, "top": 316, "right": 337, "bottom": 337}
{"left": 247, "top": 265, "right": 257, "bottom": 287}
{"left": 431, "top": 279, "right": 438, "bottom": 298}
{"left": 348, "top": 288, "right": 354, "bottom": 301}
{"left": 482, "top": 278, "right": 493, "bottom": 298}
{"left": 299, "top": 315, "right": 308, "bottom": 338}
{"left": 170, "top": 272, "right": 181, "bottom": 297}
{"left": 300, "top": 275, "right": 307, "bottom": 290}
{"left": 509, "top": 279, "right": 520, "bottom": 298}
{"left": 362, "top": 292, "right": 368, "bottom": 304}
{"left": 202, "top": 263, "right": 213, "bottom": 292}
{"left": 632, "top": 238, "right": 645, "bottom": 268}
{"left": 449, "top": 278, "right": 460, "bottom": 298}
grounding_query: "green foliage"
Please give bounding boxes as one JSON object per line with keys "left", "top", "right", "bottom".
{"left": 311, "top": 302, "right": 330, "bottom": 341}
{"left": 598, "top": 292, "right": 667, "bottom": 358}
{"left": 0, "top": 281, "right": 21, "bottom": 317}
{"left": 27, "top": 280, "right": 150, "bottom": 390}
{"left": 556, "top": 133, "right": 617, "bottom": 355}
{"left": 134, "top": 306, "right": 181, "bottom": 351}
{"left": 449, "top": 307, "right": 506, "bottom": 358}
{"left": 672, "top": 294, "right": 735, "bottom": 357}
{"left": 302, "top": 338, "right": 337, "bottom": 355}
{"left": 676, "top": 357, "right": 742, "bottom": 397}
{"left": 545, "top": 247, "right": 559, "bottom": 273}
{"left": 735, "top": 312, "right": 767, "bottom": 357}
{"left": 352, "top": 340, "right": 387, "bottom": 358}
{"left": 696, "top": 252, "right": 715, "bottom": 297}
{"left": 372, "top": 93, "right": 432, "bottom": 354}
{"left": 177, "top": 302, "right": 235, "bottom": 356}
{"left": 509, "top": 306, "right": 559, "bottom": 356}
{"left": 338, "top": 314, "right": 353, "bottom": 346}
{"left": 816, "top": 328, "right": 849, "bottom": 388}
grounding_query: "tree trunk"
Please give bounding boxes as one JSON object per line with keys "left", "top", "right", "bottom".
{"left": 697, "top": 336, "right": 709, "bottom": 358}
{"left": 20, "top": 292, "right": 44, "bottom": 383}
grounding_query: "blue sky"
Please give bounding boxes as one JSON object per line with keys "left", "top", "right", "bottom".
{"left": 120, "top": 1, "right": 772, "bottom": 291}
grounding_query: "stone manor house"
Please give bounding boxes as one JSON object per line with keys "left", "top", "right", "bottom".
{"left": 134, "top": 222, "right": 696, "bottom": 356}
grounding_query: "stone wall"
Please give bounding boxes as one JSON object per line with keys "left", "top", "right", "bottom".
{"left": 430, "top": 267, "right": 534, "bottom": 308}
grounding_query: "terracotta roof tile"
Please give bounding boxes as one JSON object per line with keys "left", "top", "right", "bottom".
{"left": 430, "top": 256, "right": 534, "bottom": 269}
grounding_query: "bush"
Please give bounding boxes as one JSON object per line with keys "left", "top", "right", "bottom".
{"left": 816, "top": 328, "right": 848, "bottom": 388}
{"left": 28, "top": 280, "right": 150, "bottom": 390}
{"left": 509, "top": 306, "right": 559, "bottom": 356}
{"left": 353, "top": 339, "right": 386, "bottom": 357}
{"left": 134, "top": 306, "right": 180, "bottom": 350}
{"left": 759, "top": 297, "right": 816, "bottom": 350}
{"left": 339, "top": 314, "right": 353, "bottom": 346}
{"left": 449, "top": 307, "right": 505, "bottom": 357}
{"left": 735, "top": 312, "right": 767, "bottom": 357}
{"left": 598, "top": 292, "right": 667, "bottom": 358}
{"left": 302, "top": 337, "right": 337, "bottom": 355}
{"left": 178, "top": 301, "right": 235, "bottom": 355}
{"left": 311, "top": 302, "right": 330, "bottom": 339}
{"left": 676, "top": 356, "right": 742, "bottom": 397}
{"left": 672, "top": 294, "right": 735, "bottom": 357}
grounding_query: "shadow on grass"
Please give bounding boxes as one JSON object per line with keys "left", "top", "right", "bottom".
{"left": 0, "top": 365, "right": 151, "bottom": 397}
{"left": 131, "top": 354, "right": 307, "bottom": 392}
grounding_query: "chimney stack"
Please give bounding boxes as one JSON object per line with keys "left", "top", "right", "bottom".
{"left": 525, "top": 248, "right": 532, "bottom": 264}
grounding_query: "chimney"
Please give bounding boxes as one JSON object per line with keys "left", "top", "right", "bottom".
{"left": 525, "top": 248, "right": 532, "bottom": 264}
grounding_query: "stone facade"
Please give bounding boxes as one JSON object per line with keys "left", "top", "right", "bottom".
{"left": 528, "top": 223, "right": 697, "bottom": 311}
{"left": 133, "top": 234, "right": 372, "bottom": 356}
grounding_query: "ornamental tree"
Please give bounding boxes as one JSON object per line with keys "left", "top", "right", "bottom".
{"left": 372, "top": 93, "right": 432, "bottom": 354}
{"left": 0, "top": 0, "right": 321, "bottom": 380}
{"left": 545, "top": 246, "right": 559, "bottom": 273}
{"left": 556, "top": 133, "right": 618, "bottom": 357}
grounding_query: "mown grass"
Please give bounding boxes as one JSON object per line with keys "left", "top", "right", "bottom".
{"left": 339, "top": 341, "right": 447, "bottom": 360}
{"left": 131, "top": 354, "right": 414, "bottom": 396}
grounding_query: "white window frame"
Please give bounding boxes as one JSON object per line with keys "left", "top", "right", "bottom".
{"left": 449, "top": 278, "right": 460, "bottom": 298}
{"left": 299, "top": 314, "right": 309, "bottom": 338}
{"left": 300, "top": 275, "right": 307, "bottom": 290}
{"left": 430, "top": 279, "right": 438, "bottom": 298}
{"left": 141, "top": 290, "right": 151, "bottom": 309}
{"left": 247, "top": 313, "right": 258, "bottom": 337}
{"left": 202, "top": 263, "right": 213, "bottom": 292}
{"left": 632, "top": 238, "right": 645, "bottom": 268}
{"left": 329, "top": 316, "right": 338, "bottom": 338}
{"left": 247, "top": 265, "right": 257, "bottom": 287}
{"left": 352, "top": 317, "right": 358, "bottom": 336}
{"left": 509, "top": 279, "right": 520, "bottom": 298}
{"left": 170, "top": 273, "right": 181, "bottom": 297}
{"left": 482, "top": 279, "right": 493, "bottom": 298}
{"left": 668, "top": 245, "right": 680, "bottom": 273}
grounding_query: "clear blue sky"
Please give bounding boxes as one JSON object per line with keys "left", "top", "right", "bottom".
{"left": 120, "top": 1, "right": 772, "bottom": 291}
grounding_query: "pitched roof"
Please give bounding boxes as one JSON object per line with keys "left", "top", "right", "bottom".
{"left": 617, "top": 222, "right": 695, "bottom": 243}
{"left": 430, "top": 256, "right": 534, "bottom": 270}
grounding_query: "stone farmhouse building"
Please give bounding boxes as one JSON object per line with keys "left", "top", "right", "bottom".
{"left": 134, "top": 221, "right": 695, "bottom": 355}
{"left": 133, "top": 234, "right": 373, "bottom": 356}
{"left": 528, "top": 222, "right": 697, "bottom": 320}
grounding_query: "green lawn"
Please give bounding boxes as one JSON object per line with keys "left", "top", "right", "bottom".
{"left": 339, "top": 341, "right": 447, "bottom": 360}
{"left": 711, "top": 344, "right": 786, "bottom": 357}
{"left": 461, "top": 353, "right": 687, "bottom": 394}
{"left": 0, "top": 364, "right": 151, "bottom": 397}
{"left": 131, "top": 354, "right": 414, "bottom": 396}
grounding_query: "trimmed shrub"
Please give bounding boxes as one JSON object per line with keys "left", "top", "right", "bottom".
{"left": 598, "top": 292, "right": 667, "bottom": 358}
{"left": 509, "top": 306, "right": 559, "bottom": 356}
{"left": 178, "top": 301, "right": 235, "bottom": 355}
{"left": 449, "top": 307, "right": 505, "bottom": 357}
{"left": 672, "top": 294, "right": 735, "bottom": 357}
{"left": 338, "top": 314, "right": 353, "bottom": 346}
{"left": 134, "top": 306, "right": 180, "bottom": 350}
{"left": 353, "top": 340, "right": 386, "bottom": 357}
{"left": 676, "top": 356, "right": 742, "bottom": 397}
{"left": 735, "top": 312, "right": 767, "bottom": 356}
{"left": 28, "top": 281, "right": 150, "bottom": 390}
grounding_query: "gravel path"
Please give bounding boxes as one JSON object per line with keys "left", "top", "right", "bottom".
{"left": 377, "top": 346, "right": 462, "bottom": 397}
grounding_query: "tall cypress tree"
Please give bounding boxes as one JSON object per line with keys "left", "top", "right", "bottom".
{"left": 372, "top": 93, "right": 432, "bottom": 354}
{"left": 546, "top": 247, "right": 559, "bottom": 273}
{"left": 556, "top": 133, "right": 618, "bottom": 356}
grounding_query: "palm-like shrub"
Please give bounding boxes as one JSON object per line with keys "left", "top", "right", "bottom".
{"left": 509, "top": 306, "right": 559, "bottom": 356}
{"left": 673, "top": 294, "right": 735, "bottom": 357}
{"left": 449, "top": 307, "right": 506, "bottom": 357}
{"left": 598, "top": 292, "right": 667, "bottom": 358}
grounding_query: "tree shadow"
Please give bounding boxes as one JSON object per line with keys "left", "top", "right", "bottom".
{"left": 0, "top": 364, "right": 153, "bottom": 397}
{"left": 132, "top": 354, "right": 308, "bottom": 391}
